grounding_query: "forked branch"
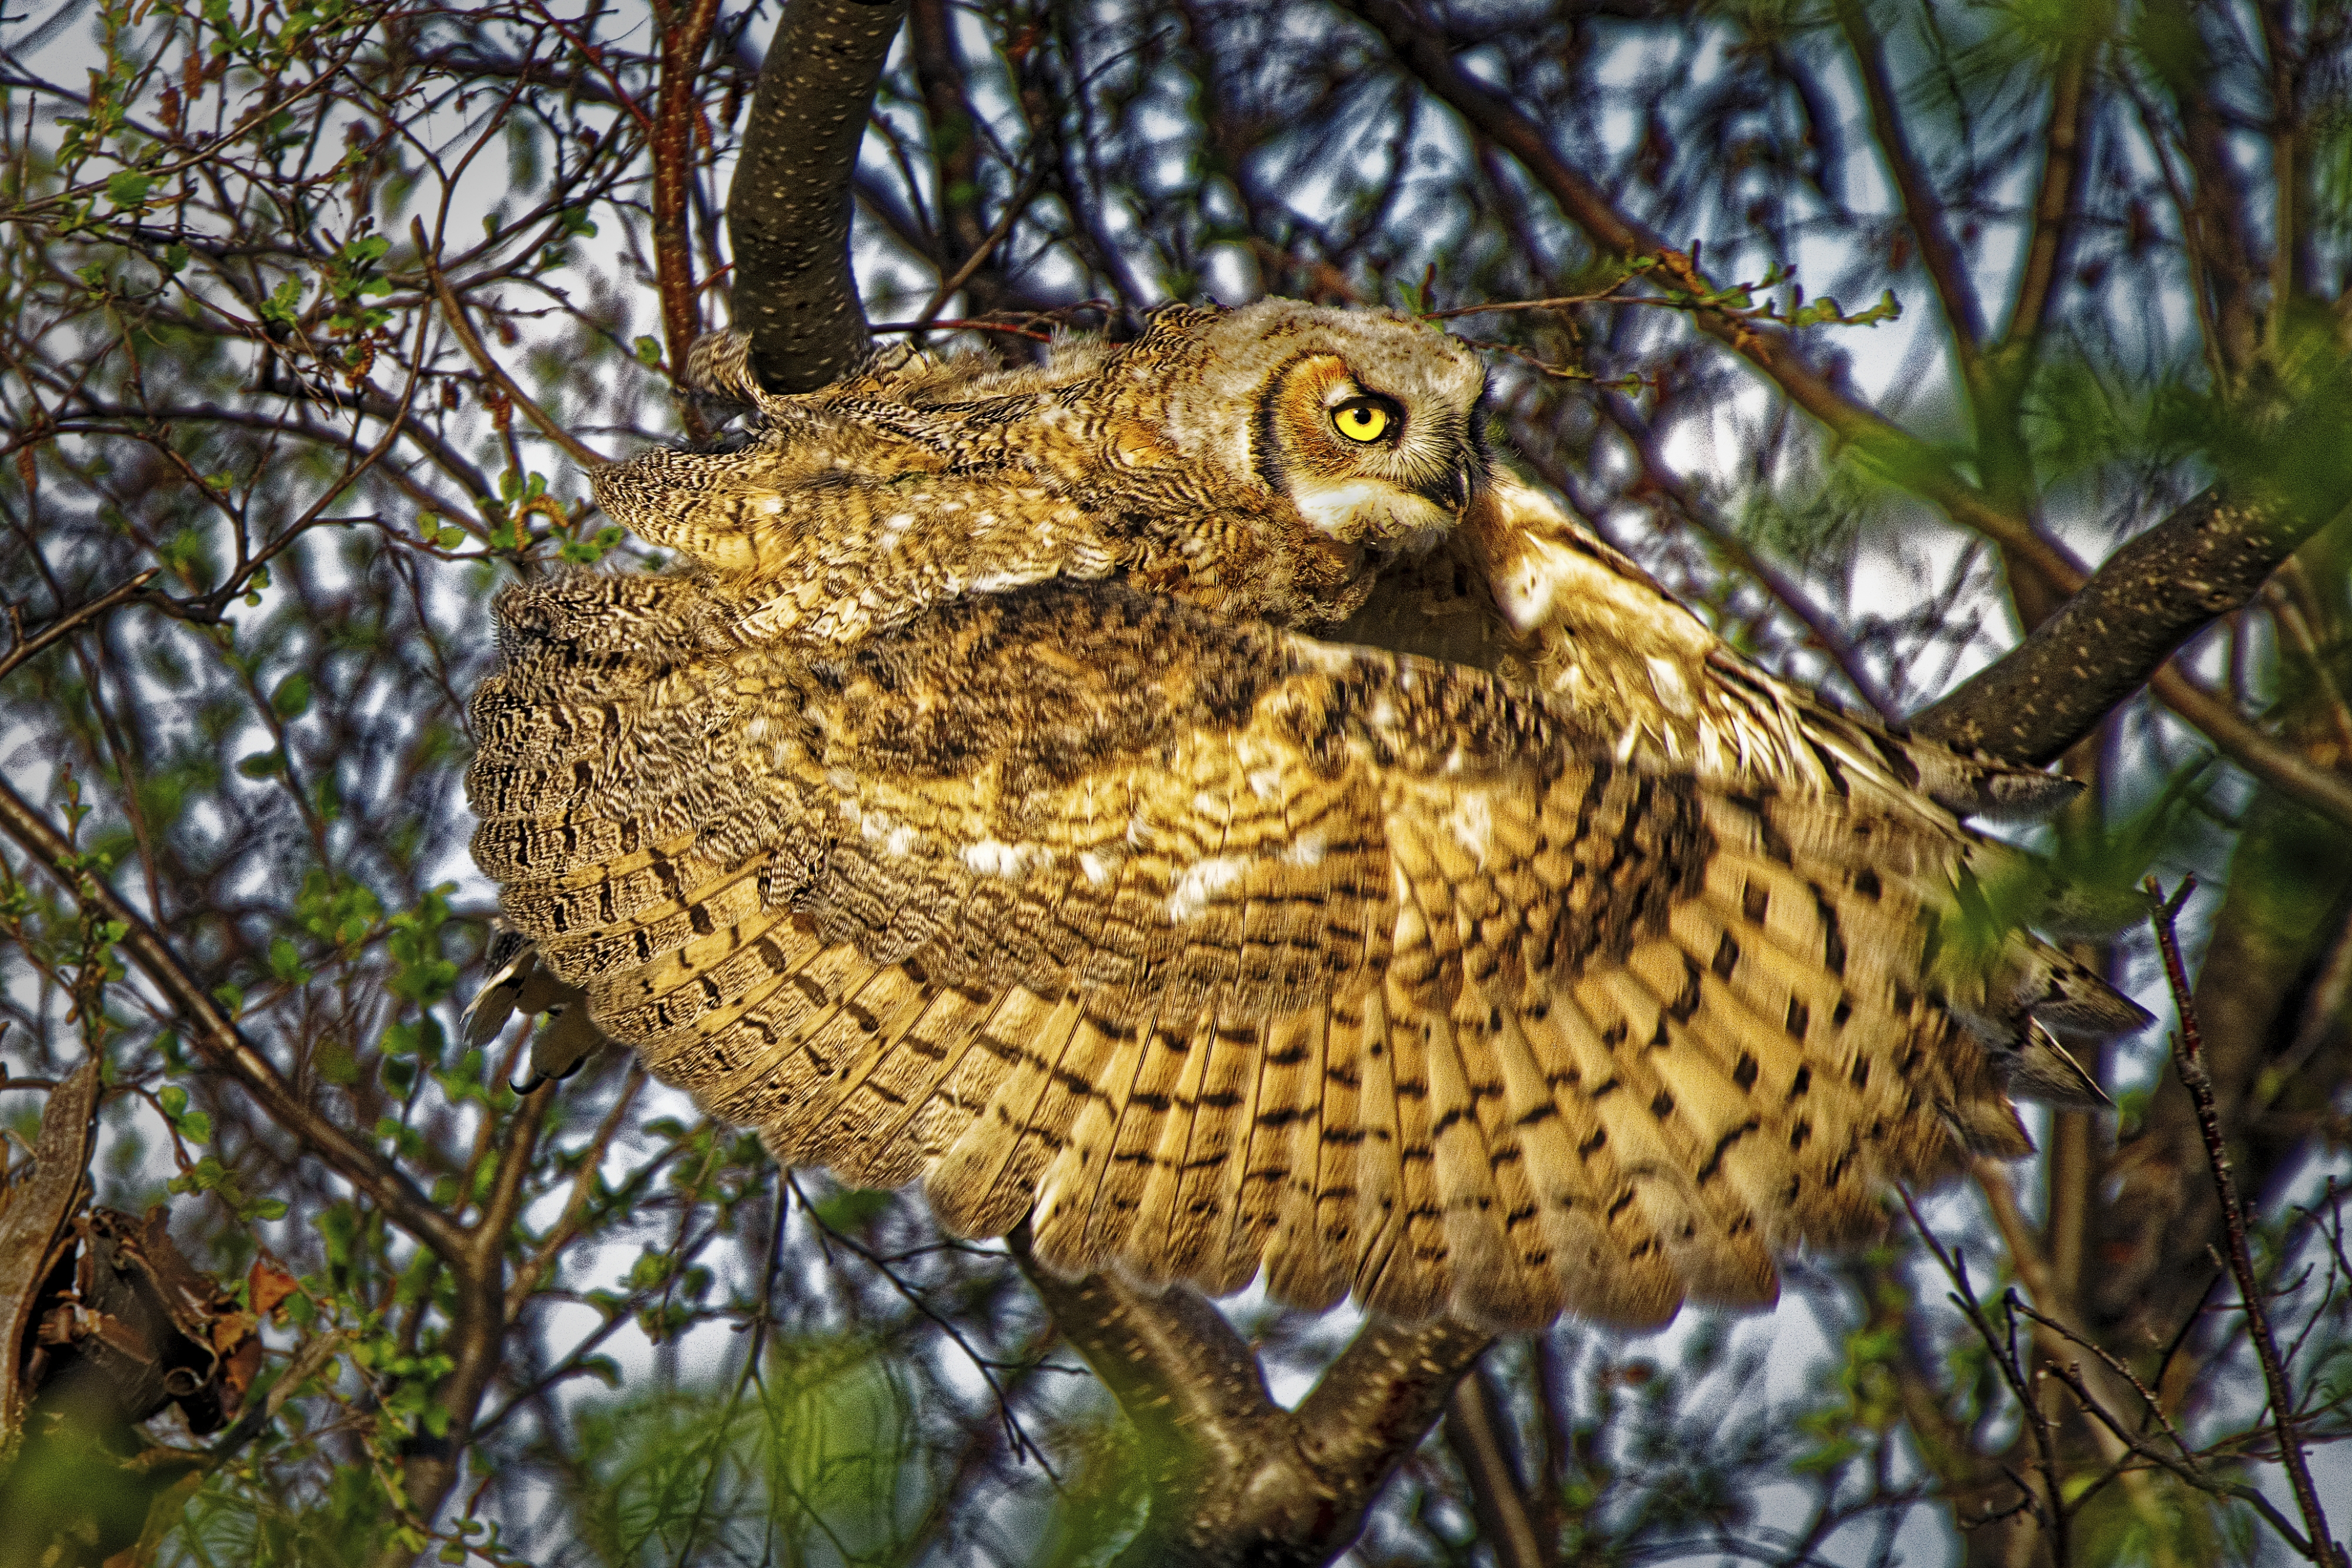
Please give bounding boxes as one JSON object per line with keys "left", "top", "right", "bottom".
{"left": 1011, "top": 1230, "right": 1490, "bottom": 1568}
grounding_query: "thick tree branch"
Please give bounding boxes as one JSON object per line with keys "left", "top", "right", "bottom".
{"left": 1009, "top": 1232, "right": 1490, "bottom": 1566}
{"left": 1288, "top": 1315, "right": 1492, "bottom": 1496}
{"left": 1911, "top": 487, "right": 2352, "bottom": 830}
{"left": 727, "top": 0, "right": 907, "bottom": 392}
{"left": 0, "top": 775, "right": 469, "bottom": 1263}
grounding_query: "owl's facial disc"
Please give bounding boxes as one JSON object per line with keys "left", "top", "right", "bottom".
{"left": 1268, "top": 355, "right": 1482, "bottom": 551}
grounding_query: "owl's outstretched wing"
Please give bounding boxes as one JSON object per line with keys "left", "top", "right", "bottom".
{"left": 1333, "top": 470, "right": 2136, "bottom": 1104}
{"left": 467, "top": 571, "right": 2141, "bottom": 1330}
{"left": 1339, "top": 472, "right": 2084, "bottom": 820}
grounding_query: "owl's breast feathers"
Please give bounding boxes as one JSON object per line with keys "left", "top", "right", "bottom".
{"left": 468, "top": 553, "right": 2146, "bottom": 1328}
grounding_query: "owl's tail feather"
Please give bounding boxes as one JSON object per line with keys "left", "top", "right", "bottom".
{"left": 944, "top": 793, "right": 2085, "bottom": 1332}
{"left": 472, "top": 795, "right": 2134, "bottom": 1333}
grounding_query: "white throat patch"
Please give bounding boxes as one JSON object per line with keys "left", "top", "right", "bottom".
{"left": 1291, "top": 477, "right": 1451, "bottom": 545}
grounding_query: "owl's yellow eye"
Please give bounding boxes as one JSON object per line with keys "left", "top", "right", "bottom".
{"left": 1331, "top": 399, "right": 1395, "bottom": 444}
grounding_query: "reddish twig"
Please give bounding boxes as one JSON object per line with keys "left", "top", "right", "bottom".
{"left": 2145, "top": 876, "right": 2347, "bottom": 1568}
{"left": 868, "top": 316, "right": 1055, "bottom": 342}
{"left": 650, "top": 0, "right": 723, "bottom": 416}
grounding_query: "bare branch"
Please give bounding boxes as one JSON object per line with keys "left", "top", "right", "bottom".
{"left": 2146, "top": 878, "right": 2346, "bottom": 1567}
{"left": 0, "top": 569, "right": 156, "bottom": 684}
{"left": 1832, "top": 0, "right": 1986, "bottom": 366}
{"left": 1913, "top": 487, "right": 2352, "bottom": 828}
{"left": 650, "top": 0, "right": 725, "bottom": 399}
{"left": 2149, "top": 663, "right": 2352, "bottom": 832}
{"left": 1335, "top": 0, "right": 2083, "bottom": 593}
{"left": 1008, "top": 1228, "right": 1491, "bottom": 1566}
{"left": 1444, "top": 1368, "right": 1546, "bottom": 1568}
{"left": 2002, "top": 38, "right": 2094, "bottom": 359}
{"left": 416, "top": 222, "right": 610, "bottom": 469}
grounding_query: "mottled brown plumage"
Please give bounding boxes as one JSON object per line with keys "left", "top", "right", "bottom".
{"left": 464, "top": 300, "right": 2146, "bottom": 1329}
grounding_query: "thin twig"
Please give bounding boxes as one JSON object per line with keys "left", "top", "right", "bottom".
{"left": 413, "top": 219, "right": 608, "bottom": 469}
{"left": 1899, "top": 1188, "right": 2069, "bottom": 1563}
{"left": 2005, "top": 1295, "right": 2324, "bottom": 1553}
{"left": 0, "top": 567, "right": 157, "bottom": 683}
{"left": 902, "top": 165, "right": 1050, "bottom": 337}
{"left": 0, "top": 774, "right": 468, "bottom": 1262}
{"left": 1419, "top": 285, "right": 1636, "bottom": 319}
{"left": 2146, "top": 876, "right": 2347, "bottom": 1567}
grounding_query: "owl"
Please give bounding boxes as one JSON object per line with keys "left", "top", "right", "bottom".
{"left": 463, "top": 300, "right": 2146, "bottom": 1330}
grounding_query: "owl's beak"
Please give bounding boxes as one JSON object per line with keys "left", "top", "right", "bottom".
{"left": 1414, "top": 464, "right": 1475, "bottom": 514}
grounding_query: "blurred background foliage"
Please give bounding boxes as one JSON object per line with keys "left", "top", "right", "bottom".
{"left": 0, "top": 0, "right": 2347, "bottom": 1563}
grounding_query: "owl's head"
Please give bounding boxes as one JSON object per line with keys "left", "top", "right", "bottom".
{"left": 1162, "top": 300, "right": 1491, "bottom": 554}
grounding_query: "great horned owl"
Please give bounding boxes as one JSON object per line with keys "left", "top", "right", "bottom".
{"left": 465, "top": 300, "right": 2146, "bottom": 1330}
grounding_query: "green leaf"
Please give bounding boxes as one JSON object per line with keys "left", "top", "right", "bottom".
{"left": 269, "top": 935, "right": 309, "bottom": 983}
{"left": 179, "top": 1111, "right": 213, "bottom": 1144}
{"left": 105, "top": 170, "right": 152, "bottom": 208}
{"left": 162, "top": 243, "right": 189, "bottom": 273}
{"left": 237, "top": 750, "right": 285, "bottom": 778}
{"left": 160, "top": 1086, "right": 190, "bottom": 1119}
{"left": 252, "top": 1196, "right": 289, "bottom": 1220}
{"left": 633, "top": 335, "right": 663, "bottom": 366}
{"left": 259, "top": 276, "right": 306, "bottom": 327}
{"left": 271, "top": 672, "right": 313, "bottom": 718}
{"left": 1846, "top": 288, "right": 1902, "bottom": 326}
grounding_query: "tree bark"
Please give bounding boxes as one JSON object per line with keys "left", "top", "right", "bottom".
{"left": 1011, "top": 1234, "right": 1490, "bottom": 1568}
{"left": 726, "top": 0, "right": 906, "bottom": 393}
{"left": 1913, "top": 487, "right": 2350, "bottom": 765}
